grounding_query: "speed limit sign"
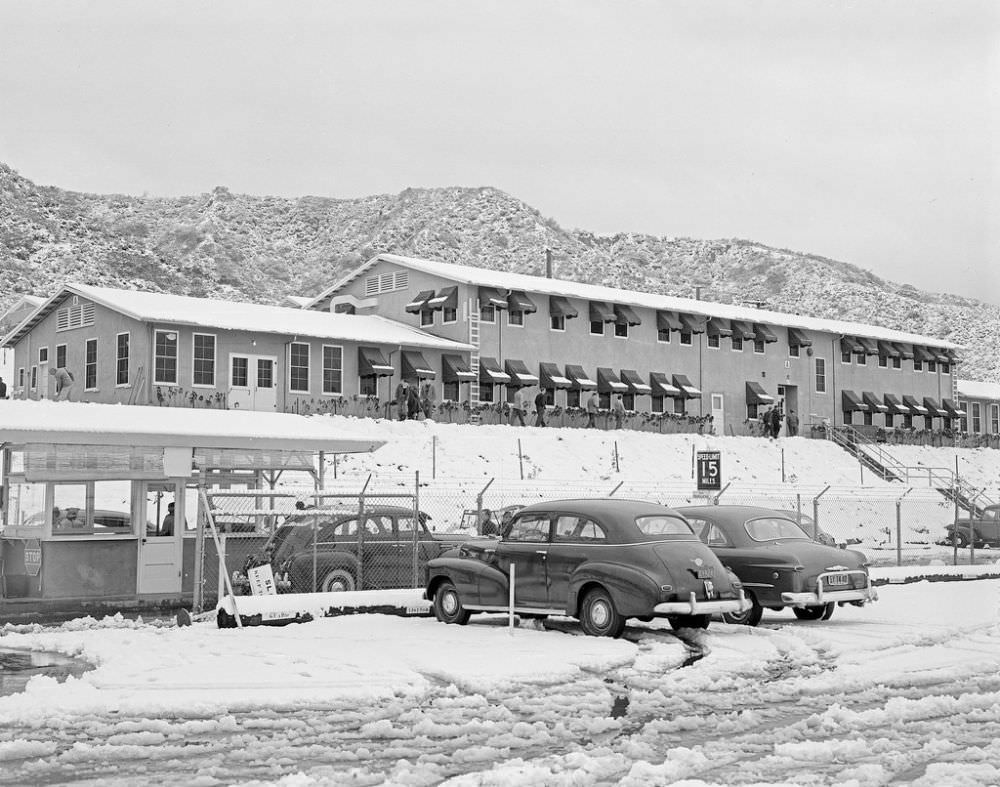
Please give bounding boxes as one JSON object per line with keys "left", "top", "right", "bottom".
{"left": 696, "top": 451, "right": 722, "bottom": 491}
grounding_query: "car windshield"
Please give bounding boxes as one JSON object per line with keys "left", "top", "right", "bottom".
{"left": 635, "top": 515, "right": 694, "bottom": 536}
{"left": 745, "top": 517, "right": 810, "bottom": 542}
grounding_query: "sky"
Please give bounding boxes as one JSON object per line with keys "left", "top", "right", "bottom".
{"left": 0, "top": 0, "right": 997, "bottom": 304}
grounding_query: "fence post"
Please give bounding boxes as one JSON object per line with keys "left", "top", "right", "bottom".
{"left": 517, "top": 438, "right": 524, "bottom": 480}
{"left": 796, "top": 493, "right": 802, "bottom": 520}
{"left": 476, "top": 478, "right": 495, "bottom": 535}
{"left": 357, "top": 473, "right": 372, "bottom": 589}
{"left": 432, "top": 435, "right": 437, "bottom": 480}
{"left": 614, "top": 441, "right": 620, "bottom": 473}
{"left": 895, "top": 489, "right": 911, "bottom": 567}
{"left": 813, "top": 485, "right": 831, "bottom": 540}
{"left": 413, "top": 471, "right": 420, "bottom": 587}
{"left": 953, "top": 483, "right": 960, "bottom": 566}
{"left": 508, "top": 562, "right": 516, "bottom": 634}
{"left": 781, "top": 448, "right": 785, "bottom": 483}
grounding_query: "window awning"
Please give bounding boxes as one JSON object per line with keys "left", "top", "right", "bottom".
{"left": 840, "top": 337, "right": 864, "bottom": 354}
{"left": 787, "top": 327, "right": 812, "bottom": 347}
{"left": 842, "top": 390, "right": 868, "bottom": 412}
{"left": 857, "top": 337, "right": 880, "bottom": 356}
{"left": 620, "top": 369, "right": 651, "bottom": 394}
{"left": 923, "top": 397, "right": 947, "bottom": 417}
{"left": 876, "top": 340, "right": 898, "bottom": 358}
{"left": 649, "top": 372, "right": 682, "bottom": 397}
{"left": 745, "top": 381, "right": 775, "bottom": 405}
{"left": 942, "top": 398, "right": 967, "bottom": 418}
{"left": 656, "top": 311, "right": 683, "bottom": 332}
{"left": 613, "top": 304, "right": 642, "bottom": 326}
{"left": 883, "top": 394, "right": 908, "bottom": 414}
{"left": 479, "top": 287, "right": 509, "bottom": 310}
{"left": 706, "top": 317, "right": 733, "bottom": 337}
{"left": 754, "top": 323, "right": 778, "bottom": 343}
{"left": 507, "top": 290, "right": 537, "bottom": 313}
{"left": 504, "top": 359, "right": 539, "bottom": 387}
{"left": 589, "top": 301, "right": 616, "bottom": 323}
{"left": 404, "top": 290, "right": 436, "bottom": 314}
{"left": 893, "top": 343, "right": 914, "bottom": 360}
{"left": 539, "top": 362, "right": 572, "bottom": 389}
{"left": 902, "top": 395, "right": 929, "bottom": 415}
{"left": 565, "top": 364, "right": 597, "bottom": 389}
{"left": 678, "top": 313, "right": 706, "bottom": 334}
{"left": 597, "top": 367, "right": 628, "bottom": 393}
{"left": 912, "top": 345, "right": 936, "bottom": 362}
{"left": 442, "top": 354, "right": 477, "bottom": 383}
{"left": 672, "top": 374, "right": 701, "bottom": 398}
{"left": 932, "top": 349, "right": 950, "bottom": 363}
{"left": 862, "top": 391, "right": 889, "bottom": 412}
{"left": 358, "top": 347, "right": 395, "bottom": 378}
{"left": 730, "top": 320, "right": 756, "bottom": 340}
{"left": 401, "top": 350, "right": 436, "bottom": 380}
{"left": 549, "top": 295, "right": 578, "bottom": 319}
{"left": 945, "top": 349, "right": 961, "bottom": 363}
{"left": 479, "top": 357, "right": 511, "bottom": 383}
{"left": 425, "top": 286, "right": 458, "bottom": 311}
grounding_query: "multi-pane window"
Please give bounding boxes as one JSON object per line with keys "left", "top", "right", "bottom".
{"left": 680, "top": 332, "right": 692, "bottom": 346}
{"left": 843, "top": 410, "right": 853, "bottom": 425}
{"left": 85, "top": 338, "right": 98, "bottom": 390}
{"left": 926, "top": 360, "right": 936, "bottom": 373}
{"left": 885, "top": 413, "right": 894, "bottom": 428}
{"left": 878, "top": 355, "right": 888, "bottom": 368}
{"left": 815, "top": 358, "right": 827, "bottom": 393}
{"left": 924, "top": 415, "right": 933, "bottom": 430}
{"left": 38, "top": 347, "right": 48, "bottom": 364}
{"left": 116, "top": 333, "right": 129, "bottom": 386}
{"left": 731, "top": 336, "right": 743, "bottom": 351}
{"left": 598, "top": 392, "right": 610, "bottom": 409}
{"left": 863, "top": 411, "right": 873, "bottom": 426}
{"left": 18, "top": 368, "right": 24, "bottom": 387}
{"left": 613, "top": 321, "right": 628, "bottom": 338}
{"left": 544, "top": 388, "right": 555, "bottom": 406}
{"left": 842, "top": 350, "right": 852, "bottom": 363}
{"left": 657, "top": 328, "right": 670, "bottom": 343}
{"left": 651, "top": 395, "right": 664, "bottom": 413}
{"left": 289, "top": 342, "right": 310, "bottom": 393}
{"left": 323, "top": 345, "right": 343, "bottom": 395}
{"left": 443, "top": 307, "right": 457, "bottom": 323}
{"left": 753, "top": 339, "right": 765, "bottom": 354}
{"left": 707, "top": 334, "right": 720, "bottom": 349}
{"left": 941, "top": 362, "right": 950, "bottom": 375}
{"left": 479, "top": 383, "right": 494, "bottom": 403}
{"left": 192, "top": 334, "right": 216, "bottom": 387}
{"left": 914, "top": 359, "right": 923, "bottom": 371}
{"left": 747, "top": 403, "right": 759, "bottom": 420}
{"left": 789, "top": 344, "right": 800, "bottom": 358}
{"left": 622, "top": 393, "right": 635, "bottom": 410}
{"left": 903, "top": 413, "right": 913, "bottom": 428}
{"left": 990, "top": 404, "right": 999, "bottom": 434}
{"left": 971, "top": 403, "right": 982, "bottom": 433}
{"left": 551, "top": 314, "right": 565, "bottom": 331}
{"left": 566, "top": 389, "right": 580, "bottom": 407}
{"left": 154, "top": 330, "right": 178, "bottom": 384}
{"left": 892, "top": 357, "right": 901, "bottom": 369}
{"left": 443, "top": 381, "right": 459, "bottom": 401}
{"left": 856, "top": 353, "right": 867, "bottom": 366}
{"left": 30, "top": 366, "right": 37, "bottom": 390}
{"left": 673, "top": 398, "right": 686, "bottom": 415}
{"left": 480, "top": 304, "right": 495, "bottom": 323}
{"left": 420, "top": 309, "right": 434, "bottom": 327}
{"left": 231, "top": 357, "right": 249, "bottom": 387}
{"left": 360, "top": 376, "right": 377, "bottom": 396}
{"left": 509, "top": 310, "right": 525, "bottom": 327}
{"left": 56, "top": 344, "right": 67, "bottom": 369}
{"left": 590, "top": 320, "right": 604, "bottom": 335}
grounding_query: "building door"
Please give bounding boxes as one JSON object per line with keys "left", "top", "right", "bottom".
{"left": 137, "top": 481, "right": 183, "bottom": 595}
{"left": 710, "top": 394, "right": 725, "bottom": 435}
{"left": 777, "top": 385, "right": 798, "bottom": 435}
{"left": 228, "top": 354, "right": 277, "bottom": 411}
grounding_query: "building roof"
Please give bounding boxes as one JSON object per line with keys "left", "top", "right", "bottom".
{"left": 0, "top": 400, "right": 386, "bottom": 452}
{"left": 2, "top": 284, "right": 472, "bottom": 352}
{"left": 956, "top": 379, "right": 1000, "bottom": 401}
{"left": 313, "top": 254, "right": 960, "bottom": 350}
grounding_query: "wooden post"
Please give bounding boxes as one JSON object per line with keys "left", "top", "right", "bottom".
{"left": 781, "top": 448, "right": 786, "bottom": 483}
{"left": 517, "top": 438, "right": 524, "bottom": 480}
{"left": 614, "top": 441, "right": 620, "bottom": 473}
{"left": 432, "top": 435, "right": 437, "bottom": 479}
{"left": 508, "top": 562, "right": 516, "bottom": 634}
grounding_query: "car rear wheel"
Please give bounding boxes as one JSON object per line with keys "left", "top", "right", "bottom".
{"left": 793, "top": 604, "right": 832, "bottom": 621}
{"left": 320, "top": 568, "right": 356, "bottom": 593}
{"left": 433, "top": 581, "right": 471, "bottom": 625}
{"left": 950, "top": 531, "right": 970, "bottom": 548}
{"left": 722, "top": 592, "right": 763, "bottom": 627}
{"left": 669, "top": 614, "right": 710, "bottom": 630}
{"left": 579, "top": 588, "right": 625, "bottom": 638}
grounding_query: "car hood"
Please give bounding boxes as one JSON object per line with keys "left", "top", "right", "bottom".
{"left": 739, "top": 540, "right": 868, "bottom": 569}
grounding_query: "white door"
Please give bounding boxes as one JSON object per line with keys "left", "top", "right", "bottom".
{"left": 710, "top": 393, "right": 725, "bottom": 435}
{"left": 138, "top": 482, "right": 183, "bottom": 595}
{"left": 229, "top": 354, "right": 277, "bottom": 411}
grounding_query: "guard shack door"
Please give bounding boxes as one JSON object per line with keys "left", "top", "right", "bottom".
{"left": 138, "top": 482, "right": 183, "bottom": 595}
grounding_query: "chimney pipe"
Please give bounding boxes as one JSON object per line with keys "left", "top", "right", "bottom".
{"left": 545, "top": 248, "right": 553, "bottom": 278}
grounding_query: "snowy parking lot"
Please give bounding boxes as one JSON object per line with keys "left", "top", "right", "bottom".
{"left": 1, "top": 577, "right": 1000, "bottom": 786}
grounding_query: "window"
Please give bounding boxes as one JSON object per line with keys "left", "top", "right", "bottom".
{"left": 55, "top": 300, "right": 95, "bottom": 332}
{"left": 56, "top": 344, "right": 66, "bottom": 369}
{"left": 30, "top": 366, "right": 37, "bottom": 390}
{"left": 707, "top": 334, "right": 720, "bottom": 349}
{"left": 38, "top": 347, "right": 48, "bottom": 364}
{"left": 480, "top": 304, "right": 496, "bottom": 323}
{"left": 614, "top": 321, "right": 628, "bottom": 338}
{"left": 443, "top": 381, "right": 459, "bottom": 401}
{"left": 789, "top": 344, "right": 800, "bottom": 358}
{"left": 941, "top": 362, "right": 950, "bottom": 375}
{"left": 443, "top": 307, "right": 457, "bottom": 324}
{"left": 506, "top": 514, "right": 550, "bottom": 543}
{"left": 550, "top": 314, "right": 566, "bottom": 331}
{"left": 657, "top": 328, "right": 670, "bottom": 343}
{"left": 553, "top": 516, "right": 607, "bottom": 542}
{"left": 971, "top": 402, "right": 982, "bottom": 433}
{"left": 924, "top": 415, "right": 933, "bottom": 430}
{"left": 192, "top": 334, "right": 216, "bottom": 387}
{"left": 673, "top": 398, "right": 685, "bottom": 415}
{"left": 322, "top": 346, "right": 343, "bottom": 395}
{"left": 85, "top": 338, "right": 98, "bottom": 390}
{"left": 363, "top": 271, "right": 408, "bottom": 296}
{"left": 231, "top": 356, "right": 248, "bottom": 387}
{"left": 508, "top": 310, "right": 525, "bottom": 327}
{"left": 154, "top": 330, "right": 178, "bottom": 384}
{"left": 680, "top": 332, "right": 692, "bottom": 346}
{"left": 636, "top": 515, "right": 693, "bottom": 536}
{"left": 990, "top": 404, "right": 999, "bottom": 434}
{"left": 842, "top": 350, "right": 852, "bottom": 364}
{"left": 544, "top": 388, "right": 555, "bottom": 406}
{"left": 926, "top": 360, "right": 936, "bottom": 373}
{"left": 622, "top": 393, "right": 635, "bottom": 410}
{"left": 18, "top": 368, "right": 24, "bottom": 388}
{"left": 731, "top": 336, "right": 743, "bottom": 352}
{"left": 892, "top": 357, "right": 901, "bottom": 369}
{"left": 878, "top": 355, "right": 888, "bottom": 368}
{"left": 420, "top": 309, "right": 434, "bottom": 327}
{"left": 590, "top": 320, "right": 604, "bottom": 336}
{"left": 863, "top": 410, "right": 873, "bottom": 426}
{"left": 289, "top": 342, "right": 310, "bottom": 393}
{"left": 885, "top": 413, "right": 894, "bottom": 428}
{"left": 51, "top": 480, "right": 132, "bottom": 536}
{"left": 914, "top": 359, "right": 923, "bottom": 371}
{"left": 855, "top": 352, "right": 866, "bottom": 365}
{"left": 360, "top": 376, "right": 377, "bottom": 396}
{"left": 479, "top": 383, "right": 494, "bottom": 403}
{"left": 116, "top": 333, "right": 129, "bottom": 386}
{"left": 814, "top": 358, "right": 826, "bottom": 393}
{"left": 566, "top": 389, "right": 580, "bottom": 408}
{"left": 844, "top": 410, "right": 853, "bottom": 425}
{"left": 902, "top": 412, "right": 912, "bottom": 428}
{"left": 651, "top": 395, "right": 664, "bottom": 413}
{"left": 753, "top": 339, "right": 765, "bottom": 354}
{"left": 598, "top": 392, "right": 610, "bottom": 409}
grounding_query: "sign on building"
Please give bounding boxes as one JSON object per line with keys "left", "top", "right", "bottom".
{"left": 23, "top": 539, "right": 42, "bottom": 577}
{"left": 247, "top": 564, "right": 277, "bottom": 596}
{"left": 695, "top": 450, "right": 722, "bottom": 491}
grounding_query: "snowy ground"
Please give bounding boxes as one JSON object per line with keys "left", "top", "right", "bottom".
{"left": 2, "top": 577, "right": 1000, "bottom": 786}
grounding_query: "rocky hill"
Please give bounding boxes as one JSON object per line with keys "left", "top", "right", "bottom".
{"left": 1, "top": 162, "right": 996, "bottom": 382}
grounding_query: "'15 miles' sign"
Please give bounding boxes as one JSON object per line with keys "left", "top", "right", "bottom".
{"left": 696, "top": 451, "right": 722, "bottom": 491}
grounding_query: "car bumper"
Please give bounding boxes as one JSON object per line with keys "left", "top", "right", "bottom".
{"left": 654, "top": 590, "right": 751, "bottom": 616}
{"left": 781, "top": 571, "right": 878, "bottom": 606}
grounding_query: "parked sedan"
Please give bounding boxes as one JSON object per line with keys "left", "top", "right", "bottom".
{"left": 425, "top": 498, "right": 749, "bottom": 637}
{"left": 676, "top": 505, "right": 877, "bottom": 627}
{"left": 234, "top": 505, "right": 472, "bottom": 593}
{"left": 942, "top": 504, "right": 1000, "bottom": 548}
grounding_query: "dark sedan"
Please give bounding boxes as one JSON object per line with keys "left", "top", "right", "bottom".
{"left": 425, "top": 498, "right": 749, "bottom": 637}
{"left": 676, "top": 505, "right": 877, "bottom": 626}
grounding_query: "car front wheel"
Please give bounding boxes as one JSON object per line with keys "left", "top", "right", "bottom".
{"left": 950, "top": 531, "right": 970, "bottom": 548}
{"left": 722, "top": 592, "right": 763, "bottom": 627}
{"left": 579, "top": 588, "right": 625, "bottom": 638}
{"left": 433, "top": 581, "right": 471, "bottom": 625}
{"left": 320, "top": 568, "right": 356, "bottom": 593}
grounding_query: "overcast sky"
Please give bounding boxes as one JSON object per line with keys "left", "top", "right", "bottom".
{"left": 1, "top": 0, "right": 997, "bottom": 304}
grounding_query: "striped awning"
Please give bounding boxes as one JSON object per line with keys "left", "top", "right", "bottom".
{"left": 425, "top": 286, "right": 458, "bottom": 311}
{"left": 902, "top": 395, "right": 928, "bottom": 415}
{"left": 672, "top": 374, "right": 701, "bottom": 398}
{"left": 613, "top": 304, "right": 642, "bottom": 326}
{"left": 442, "top": 354, "right": 477, "bottom": 383}
{"left": 549, "top": 296, "right": 578, "bottom": 319}
{"left": 404, "top": 290, "right": 436, "bottom": 314}
{"left": 649, "top": 373, "right": 682, "bottom": 397}
{"left": 656, "top": 311, "right": 683, "bottom": 332}
{"left": 877, "top": 340, "right": 900, "bottom": 358}
{"left": 358, "top": 347, "right": 395, "bottom": 377}
{"left": 857, "top": 337, "right": 880, "bottom": 356}
{"left": 862, "top": 391, "right": 889, "bottom": 412}
{"left": 842, "top": 390, "right": 868, "bottom": 412}
{"left": 923, "top": 397, "right": 947, "bottom": 417}
{"left": 504, "top": 359, "right": 539, "bottom": 387}
{"left": 840, "top": 337, "right": 864, "bottom": 354}
{"left": 539, "top": 362, "right": 572, "bottom": 389}
{"left": 754, "top": 323, "right": 778, "bottom": 343}
{"left": 942, "top": 398, "right": 967, "bottom": 418}
{"left": 746, "top": 381, "right": 774, "bottom": 405}
{"left": 678, "top": 314, "right": 706, "bottom": 334}
{"left": 565, "top": 364, "right": 597, "bottom": 389}
{"left": 597, "top": 367, "right": 628, "bottom": 393}
{"left": 893, "top": 343, "right": 915, "bottom": 360}
{"left": 706, "top": 317, "right": 733, "bottom": 337}
{"left": 589, "top": 301, "right": 616, "bottom": 323}
{"left": 479, "top": 356, "right": 511, "bottom": 383}
{"left": 912, "top": 345, "right": 936, "bottom": 362}
{"left": 479, "top": 287, "right": 509, "bottom": 310}
{"left": 788, "top": 327, "right": 812, "bottom": 347}
{"left": 507, "top": 291, "right": 537, "bottom": 313}
{"left": 730, "top": 320, "right": 756, "bottom": 341}
{"left": 620, "top": 369, "right": 651, "bottom": 394}
{"left": 883, "top": 394, "right": 908, "bottom": 414}
{"left": 401, "top": 351, "right": 436, "bottom": 380}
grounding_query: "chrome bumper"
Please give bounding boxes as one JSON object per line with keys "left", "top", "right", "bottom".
{"left": 781, "top": 571, "right": 878, "bottom": 606}
{"left": 654, "top": 590, "right": 751, "bottom": 616}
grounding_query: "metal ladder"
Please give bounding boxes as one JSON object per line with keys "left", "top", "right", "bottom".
{"left": 467, "top": 298, "right": 481, "bottom": 424}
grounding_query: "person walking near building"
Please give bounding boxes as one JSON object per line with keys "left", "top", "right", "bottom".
{"left": 612, "top": 393, "right": 626, "bottom": 430}
{"left": 770, "top": 406, "right": 784, "bottom": 439}
{"left": 510, "top": 388, "right": 527, "bottom": 426}
{"left": 420, "top": 381, "right": 435, "bottom": 421}
{"left": 0, "top": 376, "right": 7, "bottom": 399}
{"left": 786, "top": 409, "right": 799, "bottom": 437}
{"left": 395, "top": 380, "right": 409, "bottom": 421}
{"left": 585, "top": 390, "right": 598, "bottom": 428}
{"left": 533, "top": 388, "right": 547, "bottom": 427}
{"left": 50, "top": 366, "right": 74, "bottom": 401}
{"left": 407, "top": 383, "right": 421, "bottom": 420}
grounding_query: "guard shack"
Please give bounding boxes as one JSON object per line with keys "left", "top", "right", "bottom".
{"left": 0, "top": 401, "right": 383, "bottom": 620}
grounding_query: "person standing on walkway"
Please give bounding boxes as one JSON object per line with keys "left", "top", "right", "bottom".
{"left": 612, "top": 393, "right": 626, "bottom": 430}
{"left": 50, "top": 366, "right": 74, "bottom": 401}
{"left": 585, "top": 390, "right": 598, "bottom": 428}
{"left": 510, "top": 388, "right": 527, "bottom": 426}
{"left": 395, "top": 380, "right": 409, "bottom": 421}
{"left": 0, "top": 376, "right": 7, "bottom": 400}
{"left": 786, "top": 409, "right": 799, "bottom": 437}
{"left": 421, "top": 381, "right": 435, "bottom": 421}
{"left": 534, "top": 387, "right": 547, "bottom": 427}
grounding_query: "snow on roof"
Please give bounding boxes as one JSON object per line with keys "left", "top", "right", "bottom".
{"left": 0, "top": 400, "right": 386, "bottom": 453}
{"left": 283, "top": 295, "right": 313, "bottom": 307}
{"left": 315, "top": 254, "right": 960, "bottom": 350}
{"left": 956, "top": 379, "right": 1000, "bottom": 401}
{"left": 3, "top": 284, "right": 472, "bottom": 352}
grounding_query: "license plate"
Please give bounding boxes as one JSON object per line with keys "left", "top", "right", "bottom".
{"left": 703, "top": 580, "right": 716, "bottom": 599}
{"left": 826, "top": 574, "right": 850, "bottom": 587}
{"left": 696, "top": 568, "right": 715, "bottom": 579}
